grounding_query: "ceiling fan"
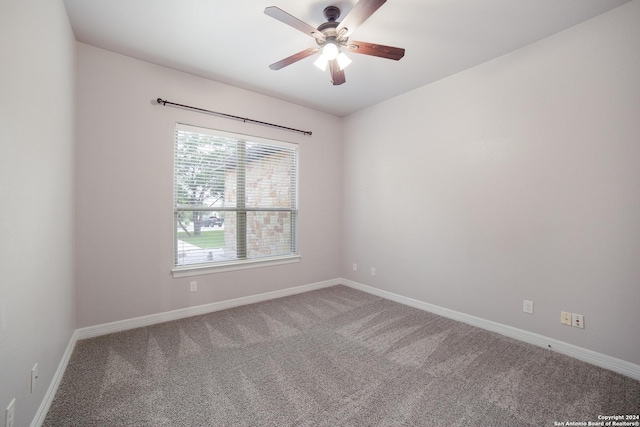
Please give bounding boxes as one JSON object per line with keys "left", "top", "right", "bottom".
{"left": 265, "top": 0, "right": 405, "bottom": 85}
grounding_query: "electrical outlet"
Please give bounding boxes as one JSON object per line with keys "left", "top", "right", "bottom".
{"left": 31, "top": 363, "right": 38, "bottom": 393}
{"left": 572, "top": 313, "right": 584, "bottom": 329}
{"left": 352, "top": 263, "right": 357, "bottom": 272}
{"left": 5, "top": 399, "right": 15, "bottom": 427}
{"left": 190, "top": 281, "right": 197, "bottom": 292}
{"left": 370, "top": 267, "right": 376, "bottom": 276}
{"left": 523, "top": 300, "right": 534, "bottom": 314}
{"left": 561, "top": 311, "right": 572, "bottom": 325}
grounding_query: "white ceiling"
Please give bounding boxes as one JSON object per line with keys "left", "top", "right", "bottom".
{"left": 63, "top": 0, "right": 630, "bottom": 117}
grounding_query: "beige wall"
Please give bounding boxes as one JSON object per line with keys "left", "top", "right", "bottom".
{"left": 75, "top": 43, "right": 343, "bottom": 327}
{"left": 2, "top": 3, "right": 639, "bottom": 424}
{"left": 342, "top": 1, "right": 640, "bottom": 364}
{"left": 0, "top": 0, "right": 76, "bottom": 425}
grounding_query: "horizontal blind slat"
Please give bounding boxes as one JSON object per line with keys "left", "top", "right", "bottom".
{"left": 174, "top": 125, "right": 298, "bottom": 268}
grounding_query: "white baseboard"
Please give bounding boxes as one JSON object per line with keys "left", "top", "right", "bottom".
{"left": 33, "top": 278, "right": 338, "bottom": 425}
{"left": 30, "top": 330, "right": 78, "bottom": 427}
{"left": 341, "top": 279, "right": 640, "bottom": 381}
{"left": 33, "top": 276, "right": 639, "bottom": 427}
{"left": 76, "top": 278, "right": 340, "bottom": 340}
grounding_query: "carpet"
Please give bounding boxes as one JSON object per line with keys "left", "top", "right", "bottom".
{"left": 44, "top": 285, "right": 640, "bottom": 426}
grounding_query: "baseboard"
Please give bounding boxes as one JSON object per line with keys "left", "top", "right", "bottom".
{"left": 33, "top": 279, "right": 339, "bottom": 425}
{"left": 33, "top": 277, "right": 639, "bottom": 426}
{"left": 30, "top": 330, "right": 78, "bottom": 427}
{"left": 341, "top": 279, "right": 640, "bottom": 381}
{"left": 76, "top": 278, "right": 340, "bottom": 340}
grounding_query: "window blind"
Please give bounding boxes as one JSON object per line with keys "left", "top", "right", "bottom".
{"left": 174, "top": 124, "right": 298, "bottom": 269}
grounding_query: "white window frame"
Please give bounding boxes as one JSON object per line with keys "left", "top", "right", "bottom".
{"left": 172, "top": 124, "right": 300, "bottom": 278}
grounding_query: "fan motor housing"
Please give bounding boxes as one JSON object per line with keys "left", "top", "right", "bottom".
{"left": 317, "top": 6, "right": 344, "bottom": 45}
{"left": 317, "top": 21, "right": 339, "bottom": 35}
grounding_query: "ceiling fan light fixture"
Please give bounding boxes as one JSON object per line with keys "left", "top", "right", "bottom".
{"left": 336, "top": 52, "right": 352, "bottom": 70}
{"left": 265, "top": 2, "right": 406, "bottom": 85}
{"left": 314, "top": 54, "right": 329, "bottom": 71}
{"left": 322, "top": 42, "right": 339, "bottom": 60}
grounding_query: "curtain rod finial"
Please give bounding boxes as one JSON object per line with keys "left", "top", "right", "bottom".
{"left": 156, "top": 98, "right": 166, "bottom": 105}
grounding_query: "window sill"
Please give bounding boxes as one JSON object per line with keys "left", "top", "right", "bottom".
{"left": 172, "top": 255, "right": 301, "bottom": 278}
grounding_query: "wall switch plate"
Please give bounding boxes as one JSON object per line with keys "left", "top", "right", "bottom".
{"left": 31, "top": 363, "right": 38, "bottom": 393}
{"left": 352, "top": 263, "right": 357, "bottom": 272}
{"left": 561, "top": 311, "right": 572, "bottom": 325}
{"left": 189, "top": 281, "right": 197, "bottom": 292}
{"left": 370, "top": 267, "right": 376, "bottom": 276}
{"left": 572, "top": 313, "right": 584, "bottom": 329}
{"left": 5, "top": 398, "right": 15, "bottom": 427}
{"left": 523, "top": 300, "right": 534, "bottom": 314}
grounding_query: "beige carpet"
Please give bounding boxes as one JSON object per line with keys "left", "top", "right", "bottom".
{"left": 44, "top": 285, "right": 640, "bottom": 426}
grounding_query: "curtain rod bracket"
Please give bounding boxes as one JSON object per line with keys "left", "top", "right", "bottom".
{"left": 155, "top": 97, "right": 312, "bottom": 136}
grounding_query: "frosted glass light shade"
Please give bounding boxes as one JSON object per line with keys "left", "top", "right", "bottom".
{"left": 314, "top": 55, "right": 329, "bottom": 71}
{"left": 322, "top": 42, "right": 339, "bottom": 60}
{"left": 337, "top": 52, "right": 352, "bottom": 70}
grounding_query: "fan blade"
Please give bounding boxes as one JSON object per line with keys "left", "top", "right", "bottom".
{"left": 336, "top": 0, "right": 387, "bottom": 38}
{"left": 265, "top": 6, "right": 325, "bottom": 41}
{"left": 329, "top": 60, "right": 346, "bottom": 85}
{"left": 269, "top": 47, "right": 320, "bottom": 70}
{"left": 347, "top": 41, "right": 405, "bottom": 60}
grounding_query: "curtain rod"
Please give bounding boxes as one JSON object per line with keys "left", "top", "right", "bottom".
{"left": 156, "top": 98, "right": 312, "bottom": 136}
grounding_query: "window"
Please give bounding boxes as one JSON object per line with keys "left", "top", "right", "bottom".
{"left": 173, "top": 124, "right": 299, "bottom": 276}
